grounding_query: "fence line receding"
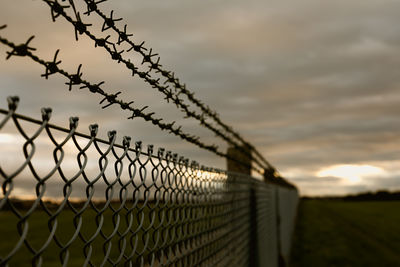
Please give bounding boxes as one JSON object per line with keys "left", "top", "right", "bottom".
{"left": 0, "top": 97, "right": 298, "bottom": 266}
{"left": 0, "top": 0, "right": 299, "bottom": 266}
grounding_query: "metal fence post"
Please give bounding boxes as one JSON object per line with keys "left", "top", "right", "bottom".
{"left": 249, "top": 187, "right": 260, "bottom": 267}
{"left": 227, "top": 146, "right": 258, "bottom": 266}
{"left": 227, "top": 146, "right": 252, "bottom": 175}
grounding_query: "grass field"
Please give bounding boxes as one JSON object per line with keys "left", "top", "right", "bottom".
{"left": 0, "top": 202, "right": 219, "bottom": 266}
{"left": 0, "top": 205, "right": 159, "bottom": 266}
{"left": 290, "top": 200, "right": 400, "bottom": 267}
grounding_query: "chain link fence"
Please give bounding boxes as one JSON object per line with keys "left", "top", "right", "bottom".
{"left": 0, "top": 96, "right": 298, "bottom": 266}
{"left": 1, "top": 1, "right": 299, "bottom": 266}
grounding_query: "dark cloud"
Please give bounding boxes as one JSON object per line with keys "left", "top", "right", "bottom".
{"left": 1, "top": 0, "right": 400, "bottom": 195}
{"left": 364, "top": 174, "right": 400, "bottom": 189}
{"left": 290, "top": 176, "right": 342, "bottom": 183}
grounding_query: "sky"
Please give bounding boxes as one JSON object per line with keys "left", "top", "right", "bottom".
{"left": 0, "top": 0, "right": 399, "bottom": 196}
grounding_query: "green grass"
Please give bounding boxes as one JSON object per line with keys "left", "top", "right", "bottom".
{"left": 0, "top": 202, "right": 218, "bottom": 266}
{"left": 0, "top": 204, "right": 161, "bottom": 266}
{"left": 290, "top": 200, "right": 400, "bottom": 267}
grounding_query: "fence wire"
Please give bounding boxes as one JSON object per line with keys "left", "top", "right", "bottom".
{"left": 0, "top": 30, "right": 266, "bottom": 175}
{"left": 0, "top": 1, "right": 300, "bottom": 265}
{"left": 74, "top": 0, "right": 273, "bottom": 171}
{"left": 38, "top": 0, "right": 273, "bottom": 173}
{"left": 0, "top": 96, "right": 298, "bottom": 267}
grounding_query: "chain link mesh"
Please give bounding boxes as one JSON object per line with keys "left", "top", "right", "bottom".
{"left": 0, "top": 96, "right": 298, "bottom": 266}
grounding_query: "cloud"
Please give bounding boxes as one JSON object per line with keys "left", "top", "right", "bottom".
{"left": 1, "top": 0, "right": 399, "bottom": 196}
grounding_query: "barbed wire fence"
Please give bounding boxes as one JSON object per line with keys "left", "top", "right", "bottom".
{"left": 43, "top": 0, "right": 273, "bottom": 174}
{"left": 0, "top": 1, "right": 299, "bottom": 266}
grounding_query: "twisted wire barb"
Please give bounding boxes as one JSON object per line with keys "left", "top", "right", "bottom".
{"left": 40, "top": 0, "right": 272, "bottom": 172}
{"left": 0, "top": 32, "right": 264, "bottom": 175}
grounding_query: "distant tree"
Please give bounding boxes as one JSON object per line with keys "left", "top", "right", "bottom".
{"left": 302, "top": 190, "right": 400, "bottom": 201}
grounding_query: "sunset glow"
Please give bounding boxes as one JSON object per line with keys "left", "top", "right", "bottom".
{"left": 316, "top": 164, "right": 385, "bottom": 183}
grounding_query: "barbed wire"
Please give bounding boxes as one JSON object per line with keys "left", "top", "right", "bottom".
{"left": 45, "top": 0, "right": 269, "bottom": 170}
{"left": 76, "top": 0, "right": 274, "bottom": 170}
{"left": 40, "top": 0, "right": 273, "bottom": 171}
{"left": 0, "top": 29, "right": 265, "bottom": 175}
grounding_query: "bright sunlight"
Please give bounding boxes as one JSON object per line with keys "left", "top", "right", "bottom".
{"left": 316, "top": 164, "right": 385, "bottom": 183}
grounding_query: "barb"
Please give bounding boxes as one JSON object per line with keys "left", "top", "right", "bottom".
{"left": 0, "top": 33, "right": 264, "bottom": 174}
{"left": 65, "top": 64, "right": 83, "bottom": 91}
{"left": 73, "top": 12, "right": 93, "bottom": 41}
{"left": 101, "top": 10, "right": 122, "bottom": 32}
{"left": 41, "top": 49, "right": 61, "bottom": 79}
{"left": 5, "top": 35, "right": 36, "bottom": 59}
{"left": 40, "top": 0, "right": 272, "bottom": 172}
{"left": 47, "top": 0, "right": 70, "bottom": 22}
{"left": 83, "top": 0, "right": 107, "bottom": 16}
